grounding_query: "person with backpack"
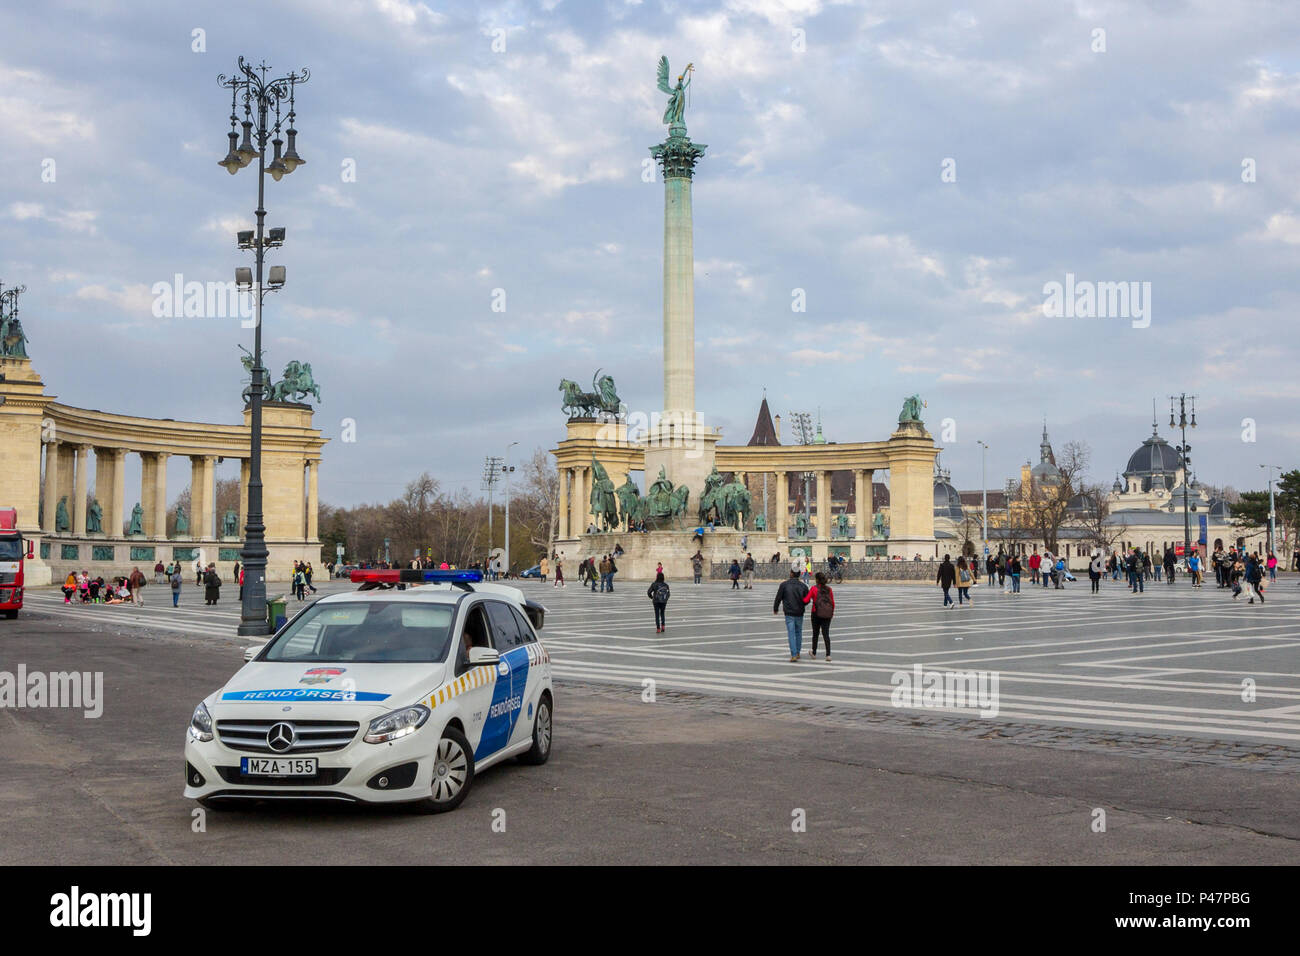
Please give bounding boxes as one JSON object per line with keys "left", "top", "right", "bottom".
{"left": 1246, "top": 553, "right": 1265, "bottom": 604}
{"left": 955, "top": 556, "right": 973, "bottom": 606}
{"left": 773, "top": 560, "right": 810, "bottom": 661}
{"left": 647, "top": 572, "right": 670, "bottom": 633}
{"left": 203, "top": 564, "right": 222, "bottom": 605}
{"left": 170, "top": 566, "right": 183, "bottom": 607}
{"left": 129, "top": 566, "right": 147, "bottom": 606}
{"left": 691, "top": 552, "right": 704, "bottom": 585}
{"left": 804, "top": 571, "right": 835, "bottom": 660}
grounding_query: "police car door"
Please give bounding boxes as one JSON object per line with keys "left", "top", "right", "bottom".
{"left": 477, "top": 600, "right": 528, "bottom": 758}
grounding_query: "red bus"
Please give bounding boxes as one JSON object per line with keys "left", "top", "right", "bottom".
{"left": 0, "top": 508, "right": 30, "bottom": 619}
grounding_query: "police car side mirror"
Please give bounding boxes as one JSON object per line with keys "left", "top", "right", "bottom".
{"left": 243, "top": 644, "right": 267, "bottom": 662}
{"left": 468, "top": 646, "right": 500, "bottom": 667}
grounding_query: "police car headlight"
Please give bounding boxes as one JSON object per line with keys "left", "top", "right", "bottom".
{"left": 188, "top": 702, "right": 214, "bottom": 743}
{"left": 364, "top": 705, "right": 430, "bottom": 744}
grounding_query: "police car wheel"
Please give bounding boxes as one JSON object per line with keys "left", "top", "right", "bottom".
{"left": 421, "top": 726, "right": 474, "bottom": 813}
{"left": 518, "top": 693, "right": 552, "bottom": 765}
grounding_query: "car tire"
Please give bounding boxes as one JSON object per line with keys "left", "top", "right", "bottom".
{"left": 2, "top": 610, "right": 17, "bottom": 620}
{"left": 419, "top": 726, "right": 475, "bottom": 813}
{"left": 517, "top": 693, "right": 552, "bottom": 766}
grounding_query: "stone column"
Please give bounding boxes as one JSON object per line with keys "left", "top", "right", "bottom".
{"left": 238, "top": 458, "right": 250, "bottom": 537}
{"left": 73, "top": 445, "right": 89, "bottom": 534}
{"left": 775, "top": 471, "right": 788, "bottom": 539}
{"left": 854, "top": 469, "right": 867, "bottom": 539}
{"left": 571, "top": 466, "right": 587, "bottom": 535}
{"left": 93, "top": 449, "right": 114, "bottom": 532}
{"left": 152, "top": 453, "right": 169, "bottom": 538}
{"left": 557, "top": 467, "right": 570, "bottom": 540}
{"left": 306, "top": 460, "right": 319, "bottom": 541}
{"left": 110, "top": 449, "right": 126, "bottom": 538}
{"left": 582, "top": 466, "right": 593, "bottom": 532}
{"left": 42, "top": 441, "right": 59, "bottom": 532}
{"left": 816, "top": 470, "right": 831, "bottom": 539}
{"left": 140, "top": 453, "right": 157, "bottom": 535}
{"left": 189, "top": 456, "right": 210, "bottom": 540}
{"left": 57, "top": 443, "right": 76, "bottom": 513}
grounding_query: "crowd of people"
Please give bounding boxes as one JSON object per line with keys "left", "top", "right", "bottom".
{"left": 59, "top": 560, "right": 225, "bottom": 607}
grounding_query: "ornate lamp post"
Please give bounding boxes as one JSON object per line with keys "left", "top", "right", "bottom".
{"left": 976, "top": 440, "right": 989, "bottom": 557}
{"left": 1261, "top": 464, "right": 1282, "bottom": 556}
{"left": 217, "top": 58, "right": 309, "bottom": 636}
{"left": 1169, "top": 394, "right": 1197, "bottom": 561}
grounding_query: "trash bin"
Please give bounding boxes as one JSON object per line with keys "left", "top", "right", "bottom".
{"left": 266, "top": 595, "right": 288, "bottom": 632}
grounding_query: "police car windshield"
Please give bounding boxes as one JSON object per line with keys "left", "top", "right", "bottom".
{"left": 264, "top": 601, "right": 456, "bottom": 664}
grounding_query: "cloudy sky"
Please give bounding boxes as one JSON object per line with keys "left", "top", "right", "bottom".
{"left": 3, "top": 0, "right": 1298, "bottom": 506}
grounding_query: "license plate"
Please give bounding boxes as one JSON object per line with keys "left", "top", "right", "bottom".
{"left": 240, "top": 756, "right": 317, "bottom": 776}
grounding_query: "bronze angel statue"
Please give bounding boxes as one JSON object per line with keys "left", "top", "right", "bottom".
{"left": 657, "top": 56, "right": 693, "bottom": 127}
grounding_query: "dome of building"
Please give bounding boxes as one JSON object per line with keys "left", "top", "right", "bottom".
{"left": 932, "top": 456, "right": 964, "bottom": 519}
{"left": 1123, "top": 422, "right": 1182, "bottom": 492}
{"left": 1030, "top": 424, "right": 1061, "bottom": 484}
{"left": 1207, "top": 497, "right": 1232, "bottom": 519}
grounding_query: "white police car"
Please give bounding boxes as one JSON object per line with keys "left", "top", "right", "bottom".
{"left": 184, "top": 569, "right": 552, "bottom": 813}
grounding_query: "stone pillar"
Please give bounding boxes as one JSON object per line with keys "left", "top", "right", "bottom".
{"left": 57, "top": 443, "right": 76, "bottom": 512}
{"left": 306, "top": 460, "right": 319, "bottom": 541}
{"left": 153, "top": 453, "right": 169, "bottom": 539}
{"left": 72, "top": 445, "right": 90, "bottom": 534}
{"left": 190, "top": 455, "right": 212, "bottom": 539}
{"left": 571, "top": 466, "right": 587, "bottom": 535}
{"left": 886, "top": 425, "right": 938, "bottom": 558}
{"left": 816, "top": 470, "right": 831, "bottom": 539}
{"left": 557, "top": 468, "right": 570, "bottom": 540}
{"left": 582, "top": 466, "right": 593, "bottom": 532}
{"left": 140, "top": 453, "right": 157, "bottom": 536}
{"left": 854, "top": 469, "right": 867, "bottom": 539}
{"left": 238, "top": 458, "right": 250, "bottom": 537}
{"left": 110, "top": 449, "right": 126, "bottom": 538}
{"left": 42, "top": 441, "right": 59, "bottom": 532}
{"left": 775, "top": 470, "right": 788, "bottom": 539}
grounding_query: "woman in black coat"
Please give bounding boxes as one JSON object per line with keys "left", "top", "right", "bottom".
{"left": 203, "top": 564, "right": 222, "bottom": 605}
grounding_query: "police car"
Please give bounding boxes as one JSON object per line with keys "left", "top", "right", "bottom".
{"left": 184, "top": 569, "right": 552, "bottom": 813}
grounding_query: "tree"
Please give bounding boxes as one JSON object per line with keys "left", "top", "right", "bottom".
{"left": 512, "top": 448, "right": 558, "bottom": 560}
{"left": 1073, "top": 481, "right": 1121, "bottom": 554}
{"left": 1021, "top": 441, "right": 1090, "bottom": 554}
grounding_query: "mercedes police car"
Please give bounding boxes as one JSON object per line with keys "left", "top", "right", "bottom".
{"left": 184, "top": 569, "right": 552, "bottom": 813}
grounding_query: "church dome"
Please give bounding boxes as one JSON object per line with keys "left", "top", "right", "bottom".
{"left": 1123, "top": 423, "right": 1182, "bottom": 491}
{"left": 933, "top": 480, "right": 964, "bottom": 519}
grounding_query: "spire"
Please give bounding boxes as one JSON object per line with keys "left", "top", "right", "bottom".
{"left": 1039, "top": 422, "right": 1055, "bottom": 465}
{"left": 1151, "top": 398, "right": 1159, "bottom": 436}
{"left": 747, "top": 395, "right": 779, "bottom": 446}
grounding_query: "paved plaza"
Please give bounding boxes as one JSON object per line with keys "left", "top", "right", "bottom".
{"left": 21, "top": 574, "right": 1300, "bottom": 762}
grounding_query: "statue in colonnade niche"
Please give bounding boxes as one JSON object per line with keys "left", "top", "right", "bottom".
{"left": 222, "top": 510, "right": 239, "bottom": 537}
{"left": 175, "top": 504, "right": 189, "bottom": 537}
{"left": 86, "top": 499, "right": 103, "bottom": 534}
{"left": 128, "top": 503, "right": 144, "bottom": 536}
{"left": 55, "top": 496, "right": 70, "bottom": 532}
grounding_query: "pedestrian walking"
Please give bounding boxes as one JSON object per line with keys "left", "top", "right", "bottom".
{"left": 743, "top": 552, "right": 756, "bottom": 589}
{"left": 1188, "top": 550, "right": 1202, "bottom": 587}
{"left": 937, "top": 554, "right": 956, "bottom": 608}
{"left": 539, "top": 556, "right": 549, "bottom": 584}
{"left": 955, "top": 556, "right": 973, "bottom": 606}
{"left": 729, "top": 558, "right": 742, "bottom": 589}
{"left": 1010, "top": 554, "right": 1022, "bottom": 593}
{"left": 293, "top": 564, "right": 307, "bottom": 601}
{"left": 773, "top": 560, "right": 810, "bottom": 661}
{"left": 1029, "top": 551, "right": 1041, "bottom": 584}
{"left": 1247, "top": 554, "right": 1265, "bottom": 604}
{"left": 553, "top": 556, "right": 565, "bottom": 588}
{"left": 1089, "top": 551, "right": 1103, "bottom": 594}
{"left": 170, "top": 566, "right": 183, "bottom": 607}
{"left": 129, "top": 566, "right": 147, "bottom": 606}
{"left": 606, "top": 554, "right": 617, "bottom": 591}
{"left": 692, "top": 552, "right": 703, "bottom": 585}
{"left": 1267, "top": 551, "right": 1278, "bottom": 583}
{"left": 647, "top": 572, "right": 670, "bottom": 633}
{"left": 1163, "top": 548, "right": 1176, "bottom": 584}
{"left": 804, "top": 571, "right": 835, "bottom": 660}
{"left": 1127, "top": 549, "right": 1144, "bottom": 593}
{"left": 306, "top": 562, "right": 317, "bottom": 593}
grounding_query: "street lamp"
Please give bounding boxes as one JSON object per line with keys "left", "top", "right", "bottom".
{"left": 218, "top": 57, "right": 309, "bottom": 637}
{"left": 976, "top": 441, "right": 989, "bottom": 557}
{"left": 504, "top": 442, "right": 518, "bottom": 575}
{"left": 1261, "top": 464, "right": 1282, "bottom": 556}
{"left": 1169, "top": 394, "right": 1197, "bottom": 561}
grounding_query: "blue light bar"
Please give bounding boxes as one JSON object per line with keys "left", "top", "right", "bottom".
{"left": 414, "top": 569, "right": 482, "bottom": 584}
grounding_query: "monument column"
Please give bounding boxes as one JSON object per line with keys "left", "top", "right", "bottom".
{"left": 816, "top": 470, "right": 831, "bottom": 540}
{"left": 854, "top": 469, "right": 868, "bottom": 539}
{"left": 557, "top": 468, "right": 570, "bottom": 540}
{"left": 582, "top": 466, "right": 593, "bottom": 531}
{"left": 57, "top": 444, "right": 76, "bottom": 512}
{"left": 140, "top": 453, "right": 157, "bottom": 535}
{"left": 73, "top": 445, "right": 89, "bottom": 535}
{"left": 306, "top": 460, "right": 319, "bottom": 541}
{"left": 110, "top": 449, "right": 126, "bottom": 537}
{"left": 775, "top": 470, "right": 788, "bottom": 539}
{"left": 42, "top": 441, "right": 59, "bottom": 532}
{"left": 643, "top": 94, "right": 718, "bottom": 504}
{"left": 153, "top": 453, "right": 169, "bottom": 539}
{"left": 190, "top": 455, "right": 213, "bottom": 539}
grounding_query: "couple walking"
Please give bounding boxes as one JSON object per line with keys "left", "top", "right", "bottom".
{"left": 773, "top": 560, "right": 835, "bottom": 661}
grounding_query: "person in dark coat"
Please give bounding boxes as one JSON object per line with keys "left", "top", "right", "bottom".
{"left": 647, "top": 572, "right": 670, "bottom": 633}
{"left": 936, "top": 554, "right": 957, "bottom": 607}
{"left": 773, "top": 560, "right": 810, "bottom": 661}
{"left": 203, "top": 564, "right": 222, "bottom": 605}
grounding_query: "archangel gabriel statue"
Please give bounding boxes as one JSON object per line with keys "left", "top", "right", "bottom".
{"left": 657, "top": 56, "right": 693, "bottom": 127}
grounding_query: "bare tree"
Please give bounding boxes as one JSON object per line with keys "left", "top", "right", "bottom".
{"left": 1073, "top": 481, "right": 1121, "bottom": 554}
{"left": 1021, "top": 441, "right": 1090, "bottom": 553}
{"left": 513, "top": 448, "right": 558, "bottom": 557}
